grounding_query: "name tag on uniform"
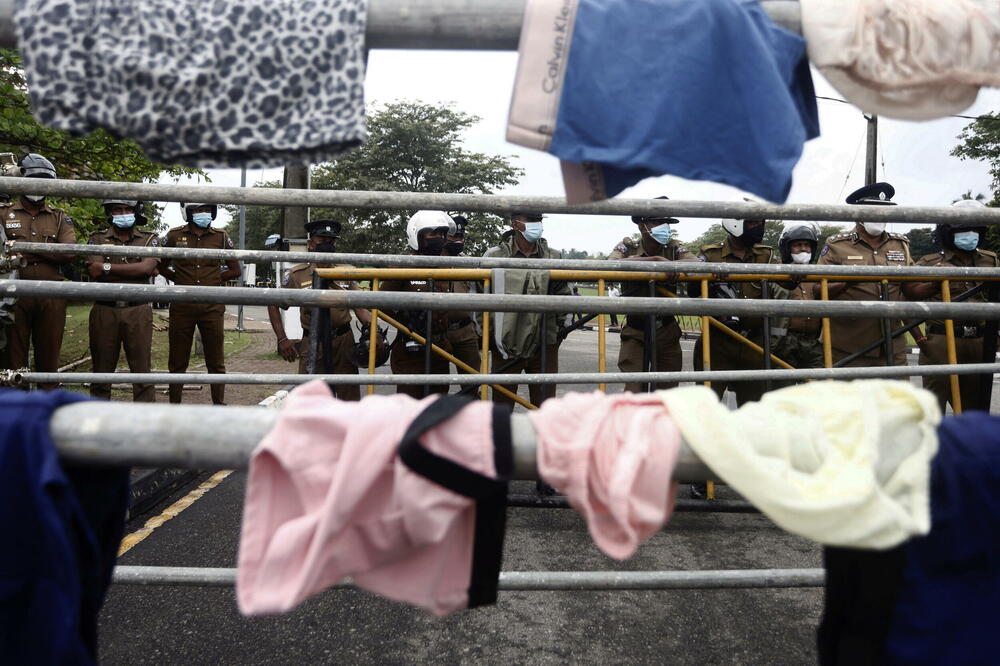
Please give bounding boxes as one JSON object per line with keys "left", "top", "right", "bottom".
{"left": 846, "top": 255, "right": 864, "bottom": 260}
{"left": 336, "top": 281, "right": 351, "bottom": 289}
{"left": 886, "top": 251, "right": 906, "bottom": 261}
{"left": 411, "top": 280, "right": 428, "bottom": 286}
{"left": 5, "top": 222, "right": 20, "bottom": 229}
{"left": 176, "top": 238, "right": 188, "bottom": 247}
{"left": 298, "top": 281, "right": 312, "bottom": 289}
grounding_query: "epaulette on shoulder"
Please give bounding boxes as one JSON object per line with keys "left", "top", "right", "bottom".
{"left": 827, "top": 233, "right": 852, "bottom": 243}
{"left": 979, "top": 248, "right": 998, "bottom": 258}
{"left": 290, "top": 262, "right": 310, "bottom": 273}
{"left": 888, "top": 232, "right": 909, "bottom": 242}
{"left": 700, "top": 243, "right": 723, "bottom": 252}
{"left": 167, "top": 224, "right": 188, "bottom": 233}
{"left": 752, "top": 244, "right": 774, "bottom": 251}
{"left": 919, "top": 252, "right": 943, "bottom": 263}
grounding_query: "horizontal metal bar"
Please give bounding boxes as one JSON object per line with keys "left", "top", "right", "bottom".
{"left": 111, "top": 565, "right": 824, "bottom": 589}
{"left": 2, "top": 177, "right": 999, "bottom": 225}
{"left": 26, "top": 363, "right": 1000, "bottom": 388}
{"left": 13, "top": 242, "right": 1000, "bottom": 279}
{"left": 507, "top": 494, "right": 759, "bottom": 514}
{"left": 0, "top": 1, "right": 801, "bottom": 51}
{"left": 4, "top": 279, "right": 1000, "bottom": 319}
{"left": 50, "top": 401, "right": 712, "bottom": 481}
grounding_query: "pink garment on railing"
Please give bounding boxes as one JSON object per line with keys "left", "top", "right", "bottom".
{"left": 529, "top": 391, "right": 682, "bottom": 560}
{"left": 237, "top": 380, "right": 501, "bottom": 617}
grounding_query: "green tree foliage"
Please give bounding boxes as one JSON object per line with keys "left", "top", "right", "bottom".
{"left": 0, "top": 49, "right": 202, "bottom": 238}
{"left": 310, "top": 101, "right": 522, "bottom": 256}
{"left": 951, "top": 113, "right": 1000, "bottom": 206}
{"left": 685, "top": 222, "right": 846, "bottom": 256}
{"left": 905, "top": 227, "right": 937, "bottom": 258}
{"left": 562, "top": 248, "right": 592, "bottom": 260}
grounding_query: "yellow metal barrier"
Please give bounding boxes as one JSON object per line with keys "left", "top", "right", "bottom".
{"left": 367, "top": 278, "right": 380, "bottom": 396}
{"left": 481, "top": 278, "right": 491, "bottom": 401}
{"left": 598, "top": 278, "right": 607, "bottom": 393}
{"left": 820, "top": 279, "right": 833, "bottom": 370}
{"left": 940, "top": 280, "right": 963, "bottom": 414}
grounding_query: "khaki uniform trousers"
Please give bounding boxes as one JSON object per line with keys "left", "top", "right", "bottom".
{"left": 618, "top": 319, "right": 683, "bottom": 392}
{"left": 832, "top": 348, "right": 908, "bottom": 368}
{"left": 919, "top": 333, "right": 986, "bottom": 413}
{"left": 6, "top": 296, "right": 67, "bottom": 391}
{"left": 297, "top": 330, "right": 360, "bottom": 401}
{"left": 491, "top": 343, "right": 560, "bottom": 408}
{"left": 447, "top": 322, "right": 482, "bottom": 372}
{"left": 168, "top": 303, "right": 226, "bottom": 404}
{"left": 390, "top": 336, "right": 453, "bottom": 398}
{"left": 89, "top": 303, "right": 154, "bottom": 402}
{"left": 771, "top": 329, "right": 823, "bottom": 390}
{"left": 693, "top": 330, "right": 768, "bottom": 406}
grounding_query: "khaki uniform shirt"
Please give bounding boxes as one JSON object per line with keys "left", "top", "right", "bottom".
{"left": 381, "top": 262, "right": 453, "bottom": 337}
{"left": 162, "top": 225, "right": 234, "bottom": 287}
{"left": 787, "top": 280, "right": 820, "bottom": 334}
{"left": 916, "top": 247, "right": 998, "bottom": 327}
{"left": 699, "top": 238, "right": 782, "bottom": 331}
{"left": 86, "top": 227, "right": 159, "bottom": 284}
{"left": 609, "top": 237, "right": 695, "bottom": 325}
{"left": 282, "top": 263, "right": 356, "bottom": 332}
{"left": 2, "top": 200, "right": 77, "bottom": 280}
{"left": 816, "top": 229, "right": 912, "bottom": 356}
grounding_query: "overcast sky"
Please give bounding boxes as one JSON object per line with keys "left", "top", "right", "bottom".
{"left": 156, "top": 50, "right": 999, "bottom": 254}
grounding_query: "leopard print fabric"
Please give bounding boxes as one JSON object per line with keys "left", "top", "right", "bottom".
{"left": 13, "top": 0, "right": 368, "bottom": 168}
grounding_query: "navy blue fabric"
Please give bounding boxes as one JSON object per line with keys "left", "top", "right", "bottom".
{"left": 0, "top": 390, "right": 129, "bottom": 665}
{"left": 549, "top": 0, "right": 819, "bottom": 204}
{"left": 885, "top": 412, "right": 1000, "bottom": 665}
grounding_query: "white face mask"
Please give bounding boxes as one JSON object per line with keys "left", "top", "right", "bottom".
{"left": 861, "top": 222, "right": 886, "bottom": 236}
{"left": 791, "top": 251, "right": 812, "bottom": 264}
{"left": 25, "top": 194, "right": 45, "bottom": 203}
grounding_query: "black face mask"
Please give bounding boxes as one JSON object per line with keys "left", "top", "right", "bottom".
{"left": 739, "top": 224, "right": 765, "bottom": 246}
{"left": 417, "top": 237, "right": 446, "bottom": 255}
{"left": 311, "top": 240, "right": 337, "bottom": 254}
{"left": 444, "top": 240, "right": 464, "bottom": 255}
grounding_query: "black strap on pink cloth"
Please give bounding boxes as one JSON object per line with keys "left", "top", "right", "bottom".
{"left": 398, "top": 396, "right": 513, "bottom": 609}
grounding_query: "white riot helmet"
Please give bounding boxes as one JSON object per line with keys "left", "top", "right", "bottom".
{"left": 405, "top": 210, "right": 452, "bottom": 251}
{"left": 180, "top": 202, "right": 217, "bottom": 222}
{"left": 952, "top": 199, "right": 987, "bottom": 209}
{"left": 722, "top": 196, "right": 769, "bottom": 237}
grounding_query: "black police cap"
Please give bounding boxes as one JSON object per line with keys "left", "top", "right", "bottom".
{"left": 846, "top": 182, "right": 896, "bottom": 206}
{"left": 305, "top": 218, "right": 342, "bottom": 238}
{"left": 632, "top": 195, "right": 678, "bottom": 225}
{"left": 513, "top": 212, "right": 544, "bottom": 222}
{"left": 451, "top": 215, "right": 469, "bottom": 233}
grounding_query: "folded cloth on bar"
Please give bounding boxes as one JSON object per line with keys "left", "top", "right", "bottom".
{"left": 507, "top": 0, "right": 819, "bottom": 204}
{"left": 529, "top": 391, "right": 682, "bottom": 560}
{"left": 237, "top": 381, "right": 512, "bottom": 617}
{"left": 658, "top": 380, "right": 940, "bottom": 549}
{"left": 0, "top": 389, "right": 129, "bottom": 665}
{"left": 802, "top": 0, "right": 1000, "bottom": 120}
{"left": 13, "top": 0, "right": 368, "bottom": 168}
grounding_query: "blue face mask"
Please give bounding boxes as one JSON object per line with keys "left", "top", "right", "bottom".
{"left": 520, "top": 222, "right": 544, "bottom": 243}
{"left": 191, "top": 212, "right": 213, "bottom": 228}
{"left": 111, "top": 214, "right": 135, "bottom": 228}
{"left": 648, "top": 223, "right": 673, "bottom": 245}
{"left": 953, "top": 231, "right": 979, "bottom": 251}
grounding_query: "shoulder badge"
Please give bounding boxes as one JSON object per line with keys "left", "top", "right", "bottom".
{"left": 62, "top": 215, "right": 74, "bottom": 227}
{"left": 819, "top": 244, "right": 831, "bottom": 257}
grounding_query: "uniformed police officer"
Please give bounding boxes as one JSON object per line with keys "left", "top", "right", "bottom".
{"left": 1, "top": 154, "right": 78, "bottom": 390}
{"left": 267, "top": 219, "right": 372, "bottom": 400}
{"left": 693, "top": 212, "right": 784, "bottom": 406}
{"left": 904, "top": 199, "right": 998, "bottom": 412}
{"left": 442, "top": 214, "right": 482, "bottom": 373}
{"left": 608, "top": 200, "right": 696, "bottom": 392}
{"left": 484, "top": 213, "right": 571, "bottom": 407}
{"left": 160, "top": 202, "right": 241, "bottom": 404}
{"left": 85, "top": 200, "right": 159, "bottom": 402}
{"left": 773, "top": 224, "right": 823, "bottom": 375}
{"left": 815, "top": 182, "right": 913, "bottom": 367}
{"left": 382, "top": 210, "right": 456, "bottom": 398}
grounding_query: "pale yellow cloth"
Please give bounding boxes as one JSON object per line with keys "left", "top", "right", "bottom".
{"left": 658, "top": 380, "right": 940, "bottom": 549}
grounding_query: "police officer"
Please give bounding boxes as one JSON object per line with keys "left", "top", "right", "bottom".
{"left": 267, "top": 219, "right": 371, "bottom": 400}
{"left": 442, "top": 214, "right": 481, "bottom": 373}
{"left": 484, "top": 213, "right": 571, "bottom": 407}
{"left": 693, "top": 212, "right": 784, "bottom": 405}
{"left": 608, "top": 200, "right": 695, "bottom": 392}
{"left": 160, "top": 202, "right": 241, "bottom": 404}
{"left": 382, "top": 210, "right": 456, "bottom": 398}
{"left": 773, "top": 224, "right": 823, "bottom": 375}
{"left": 815, "top": 182, "right": 913, "bottom": 366}
{"left": 84, "top": 200, "right": 159, "bottom": 402}
{"left": 1, "top": 154, "right": 77, "bottom": 390}
{"left": 904, "top": 199, "right": 998, "bottom": 412}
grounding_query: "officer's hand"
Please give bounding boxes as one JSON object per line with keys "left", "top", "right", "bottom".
{"left": 278, "top": 338, "right": 300, "bottom": 362}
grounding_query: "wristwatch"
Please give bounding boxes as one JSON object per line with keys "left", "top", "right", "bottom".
{"left": 103, "top": 262, "right": 112, "bottom": 275}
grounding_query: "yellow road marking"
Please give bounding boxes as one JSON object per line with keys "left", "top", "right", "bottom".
{"left": 118, "top": 470, "right": 233, "bottom": 556}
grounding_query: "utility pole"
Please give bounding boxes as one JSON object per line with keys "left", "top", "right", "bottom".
{"left": 280, "top": 166, "right": 309, "bottom": 239}
{"left": 237, "top": 166, "right": 247, "bottom": 332}
{"left": 864, "top": 114, "right": 878, "bottom": 186}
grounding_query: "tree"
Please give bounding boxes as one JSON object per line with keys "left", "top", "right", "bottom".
{"left": 308, "top": 101, "right": 523, "bottom": 256}
{"left": 951, "top": 113, "right": 1000, "bottom": 206}
{"left": 905, "top": 227, "right": 937, "bottom": 258}
{"left": 0, "top": 49, "right": 202, "bottom": 238}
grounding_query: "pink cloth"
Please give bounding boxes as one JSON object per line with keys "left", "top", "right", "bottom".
{"left": 528, "top": 391, "right": 682, "bottom": 560}
{"left": 237, "top": 380, "right": 500, "bottom": 616}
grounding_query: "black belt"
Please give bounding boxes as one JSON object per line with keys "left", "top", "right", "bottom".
{"left": 928, "top": 324, "right": 983, "bottom": 338}
{"left": 302, "top": 322, "right": 352, "bottom": 338}
{"left": 95, "top": 300, "right": 146, "bottom": 308}
{"left": 448, "top": 317, "right": 474, "bottom": 330}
